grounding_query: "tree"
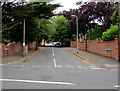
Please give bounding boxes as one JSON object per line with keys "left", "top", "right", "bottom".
{"left": 86, "top": 24, "right": 102, "bottom": 40}
{"left": 52, "top": 15, "right": 70, "bottom": 46}
{"left": 33, "top": 18, "right": 55, "bottom": 49}
{"left": 111, "top": 3, "right": 120, "bottom": 25}
{"left": 2, "top": 2, "right": 29, "bottom": 31}
{"left": 102, "top": 25, "right": 118, "bottom": 41}
{"left": 61, "top": 2, "right": 117, "bottom": 36}
{"left": 2, "top": 2, "right": 60, "bottom": 46}
{"left": 1, "top": 2, "right": 60, "bottom": 31}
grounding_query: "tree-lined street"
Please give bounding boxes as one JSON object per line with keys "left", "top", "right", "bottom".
{"left": 2, "top": 47, "right": 118, "bottom": 89}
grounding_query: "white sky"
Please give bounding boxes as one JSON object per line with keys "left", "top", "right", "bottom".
{"left": 49, "top": 0, "right": 104, "bottom": 25}
{"left": 49, "top": 0, "right": 89, "bottom": 13}
{"left": 6, "top": 0, "right": 89, "bottom": 14}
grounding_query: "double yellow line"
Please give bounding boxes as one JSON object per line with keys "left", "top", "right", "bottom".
{"left": 66, "top": 50, "right": 119, "bottom": 71}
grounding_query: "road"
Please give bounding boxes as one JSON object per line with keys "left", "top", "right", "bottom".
{"left": 2, "top": 47, "right": 118, "bottom": 89}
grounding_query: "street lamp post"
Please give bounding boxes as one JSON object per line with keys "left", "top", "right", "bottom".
{"left": 22, "top": 1, "right": 28, "bottom": 57}
{"left": 118, "top": 2, "right": 120, "bottom": 62}
{"left": 23, "top": 19, "right": 27, "bottom": 57}
{"left": 71, "top": 15, "right": 79, "bottom": 53}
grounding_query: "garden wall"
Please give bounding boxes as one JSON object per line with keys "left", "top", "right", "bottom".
{"left": 0, "top": 42, "right": 23, "bottom": 56}
{"left": 0, "top": 42, "right": 37, "bottom": 57}
{"left": 70, "top": 38, "right": 118, "bottom": 61}
{"left": 28, "top": 42, "right": 36, "bottom": 50}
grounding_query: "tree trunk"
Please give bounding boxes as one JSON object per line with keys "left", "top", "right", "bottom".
{"left": 35, "top": 40, "right": 38, "bottom": 50}
{"left": 61, "top": 38, "right": 63, "bottom": 46}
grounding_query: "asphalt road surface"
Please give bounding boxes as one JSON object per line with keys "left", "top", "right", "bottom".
{"left": 2, "top": 47, "right": 118, "bottom": 89}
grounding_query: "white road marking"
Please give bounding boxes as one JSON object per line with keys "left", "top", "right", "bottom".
{"left": 90, "top": 67, "right": 100, "bottom": 69}
{"left": 114, "top": 85, "right": 120, "bottom": 88}
{"left": 53, "top": 53, "right": 55, "bottom": 57}
{"left": 89, "top": 66, "right": 96, "bottom": 68}
{"left": 11, "top": 65, "right": 18, "bottom": 66}
{"left": 65, "top": 65, "right": 75, "bottom": 68}
{"left": 52, "top": 47, "right": 54, "bottom": 53}
{"left": 52, "top": 47, "right": 57, "bottom": 67}
{"left": 104, "top": 64, "right": 110, "bottom": 66}
{"left": 0, "top": 79, "right": 75, "bottom": 85}
{"left": 0, "top": 64, "right": 3, "bottom": 66}
{"left": 56, "top": 65, "right": 63, "bottom": 68}
{"left": 54, "top": 58, "right": 57, "bottom": 67}
{"left": 20, "top": 65, "right": 25, "bottom": 67}
{"left": 89, "top": 66, "right": 102, "bottom": 70}
{"left": 105, "top": 64, "right": 118, "bottom": 67}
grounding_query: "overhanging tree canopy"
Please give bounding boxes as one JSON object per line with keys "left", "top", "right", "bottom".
{"left": 2, "top": 2, "right": 60, "bottom": 44}
{"left": 1, "top": 2, "right": 60, "bottom": 31}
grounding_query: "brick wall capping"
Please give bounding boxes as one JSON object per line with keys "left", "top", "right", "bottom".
{"left": 96, "top": 40, "right": 115, "bottom": 43}
{"left": 87, "top": 39, "right": 116, "bottom": 43}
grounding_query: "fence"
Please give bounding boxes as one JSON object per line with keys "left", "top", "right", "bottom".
{"left": 70, "top": 38, "right": 118, "bottom": 61}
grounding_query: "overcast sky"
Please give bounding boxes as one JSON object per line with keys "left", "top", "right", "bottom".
{"left": 49, "top": 0, "right": 89, "bottom": 13}
{"left": 5, "top": 0, "right": 89, "bottom": 14}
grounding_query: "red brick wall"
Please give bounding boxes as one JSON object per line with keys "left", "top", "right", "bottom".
{"left": 78, "top": 40, "right": 86, "bottom": 51}
{"left": 0, "top": 42, "right": 37, "bottom": 56}
{"left": 70, "top": 41, "right": 76, "bottom": 48}
{"left": 0, "top": 44, "right": 1, "bottom": 57}
{"left": 0, "top": 42, "right": 23, "bottom": 56}
{"left": 70, "top": 38, "right": 118, "bottom": 61}
{"left": 28, "top": 42, "right": 36, "bottom": 50}
{"left": 0, "top": 43, "right": 3, "bottom": 57}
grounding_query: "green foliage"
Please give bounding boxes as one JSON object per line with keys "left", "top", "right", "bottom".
{"left": 2, "top": 38, "right": 10, "bottom": 45}
{"left": 102, "top": 25, "right": 118, "bottom": 41}
{"left": 2, "top": 2, "right": 60, "bottom": 44}
{"left": 62, "top": 2, "right": 117, "bottom": 35}
{"left": 51, "top": 15, "right": 70, "bottom": 43}
{"left": 2, "top": 2, "right": 60, "bottom": 31}
{"left": 110, "top": 4, "right": 120, "bottom": 25}
{"left": 96, "top": 38, "right": 103, "bottom": 41}
{"left": 86, "top": 24, "right": 102, "bottom": 40}
{"left": 33, "top": 18, "right": 55, "bottom": 41}
{"left": 71, "top": 34, "right": 76, "bottom": 41}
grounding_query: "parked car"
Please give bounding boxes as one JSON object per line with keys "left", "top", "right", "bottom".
{"left": 55, "top": 43, "right": 61, "bottom": 47}
{"left": 45, "top": 43, "right": 54, "bottom": 47}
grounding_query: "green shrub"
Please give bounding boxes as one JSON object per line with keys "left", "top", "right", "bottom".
{"left": 86, "top": 24, "right": 102, "bottom": 40}
{"left": 2, "top": 38, "right": 10, "bottom": 45}
{"left": 102, "top": 25, "right": 118, "bottom": 41}
{"left": 71, "top": 34, "right": 76, "bottom": 41}
{"left": 96, "top": 38, "right": 103, "bottom": 41}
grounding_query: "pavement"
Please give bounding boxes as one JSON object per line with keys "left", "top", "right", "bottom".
{"left": 67, "top": 48, "right": 120, "bottom": 70}
{"left": 1, "top": 47, "right": 44, "bottom": 66}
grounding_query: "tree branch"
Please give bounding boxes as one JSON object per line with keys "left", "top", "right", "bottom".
{"left": 0, "top": 22, "right": 21, "bottom": 32}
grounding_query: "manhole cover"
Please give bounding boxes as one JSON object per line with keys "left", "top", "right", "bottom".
{"left": 40, "top": 75, "right": 55, "bottom": 81}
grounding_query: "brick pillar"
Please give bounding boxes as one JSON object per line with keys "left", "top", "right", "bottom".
{"left": 115, "top": 38, "right": 118, "bottom": 61}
